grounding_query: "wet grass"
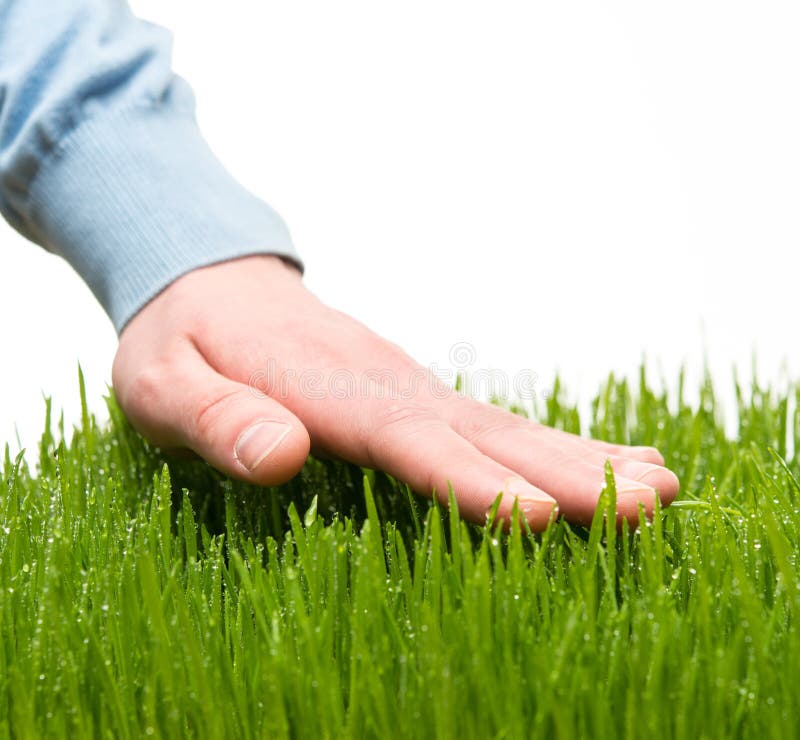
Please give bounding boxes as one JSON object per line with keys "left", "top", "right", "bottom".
{"left": 1, "top": 368, "right": 799, "bottom": 738}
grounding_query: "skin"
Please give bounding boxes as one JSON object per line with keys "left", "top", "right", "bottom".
{"left": 112, "top": 255, "right": 679, "bottom": 531}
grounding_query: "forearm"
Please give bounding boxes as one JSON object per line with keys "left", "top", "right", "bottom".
{"left": 0, "top": 0, "right": 301, "bottom": 332}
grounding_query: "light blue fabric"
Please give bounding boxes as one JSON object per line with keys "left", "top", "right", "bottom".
{"left": 0, "top": 0, "right": 302, "bottom": 333}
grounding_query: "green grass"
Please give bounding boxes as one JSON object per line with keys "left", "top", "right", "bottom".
{"left": 1, "top": 368, "right": 799, "bottom": 738}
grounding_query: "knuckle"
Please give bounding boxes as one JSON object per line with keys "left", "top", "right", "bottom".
{"left": 192, "top": 387, "right": 246, "bottom": 440}
{"left": 459, "top": 418, "right": 509, "bottom": 446}
{"left": 116, "top": 363, "right": 169, "bottom": 415}
{"left": 454, "top": 401, "right": 527, "bottom": 446}
{"left": 372, "top": 401, "right": 435, "bottom": 434}
{"left": 364, "top": 401, "right": 439, "bottom": 464}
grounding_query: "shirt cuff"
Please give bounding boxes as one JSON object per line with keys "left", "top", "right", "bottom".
{"left": 26, "top": 96, "right": 302, "bottom": 334}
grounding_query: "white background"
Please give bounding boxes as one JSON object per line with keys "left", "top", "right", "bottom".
{"left": 2, "top": 0, "right": 800, "bottom": 455}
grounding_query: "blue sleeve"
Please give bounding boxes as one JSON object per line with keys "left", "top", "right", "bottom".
{"left": 0, "top": 0, "right": 302, "bottom": 333}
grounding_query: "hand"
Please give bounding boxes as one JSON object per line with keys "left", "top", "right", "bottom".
{"left": 112, "top": 256, "right": 679, "bottom": 530}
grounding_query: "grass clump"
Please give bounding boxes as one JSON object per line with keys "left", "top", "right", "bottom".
{"left": 1, "top": 368, "right": 799, "bottom": 738}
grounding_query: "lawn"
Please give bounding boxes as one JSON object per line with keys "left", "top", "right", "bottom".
{"left": 1, "top": 368, "right": 798, "bottom": 738}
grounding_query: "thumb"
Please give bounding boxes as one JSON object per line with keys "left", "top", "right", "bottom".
{"left": 115, "top": 352, "right": 311, "bottom": 486}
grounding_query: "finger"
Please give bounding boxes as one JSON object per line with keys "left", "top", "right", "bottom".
{"left": 558, "top": 432, "right": 666, "bottom": 466}
{"left": 480, "top": 410, "right": 666, "bottom": 466}
{"left": 346, "top": 403, "right": 558, "bottom": 530}
{"left": 115, "top": 351, "right": 311, "bottom": 486}
{"left": 444, "top": 400, "right": 678, "bottom": 498}
{"left": 443, "top": 400, "right": 677, "bottom": 526}
{"left": 436, "top": 398, "right": 666, "bottom": 467}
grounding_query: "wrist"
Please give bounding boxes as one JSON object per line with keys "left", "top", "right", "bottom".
{"left": 27, "top": 99, "right": 301, "bottom": 334}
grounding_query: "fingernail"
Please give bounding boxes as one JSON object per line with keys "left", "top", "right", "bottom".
{"left": 234, "top": 420, "right": 292, "bottom": 471}
{"left": 615, "top": 482, "right": 657, "bottom": 499}
{"left": 638, "top": 468, "right": 680, "bottom": 491}
{"left": 503, "top": 476, "right": 558, "bottom": 518}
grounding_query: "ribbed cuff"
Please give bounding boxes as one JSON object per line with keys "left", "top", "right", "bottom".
{"left": 27, "top": 101, "right": 302, "bottom": 333}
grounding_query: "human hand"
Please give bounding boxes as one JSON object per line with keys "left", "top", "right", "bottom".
{"left": 112, "top": 256, "right": 679, "bottom": 530}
